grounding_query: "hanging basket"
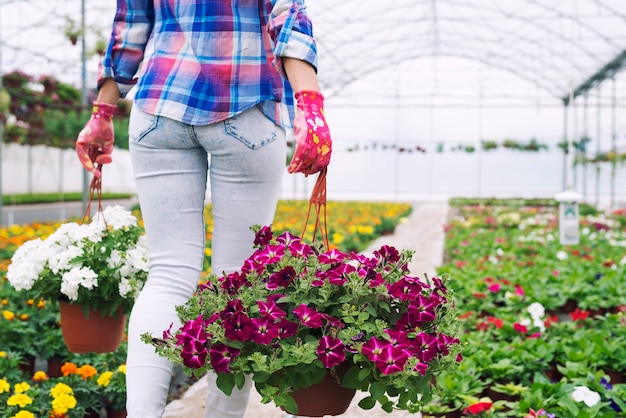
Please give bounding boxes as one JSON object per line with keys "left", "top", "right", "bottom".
{"left": 283, "top": 368, "right": 356, "bottom": 417}
{"left": 58, "top": 301, "right": 126, "bottom": 353}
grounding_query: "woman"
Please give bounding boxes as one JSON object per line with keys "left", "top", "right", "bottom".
{"left": 75, "top": 1, "right": 331, "bottom": 416}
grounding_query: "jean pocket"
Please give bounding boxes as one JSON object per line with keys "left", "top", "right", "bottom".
{"left": 224, "top": 106, "right": 278, "bottom": 150}
{"left": 129, "top": 107, "right": 159, "bottom": 144}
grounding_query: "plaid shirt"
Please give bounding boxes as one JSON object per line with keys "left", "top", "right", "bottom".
{"left": 99, "top": 0, "right": 317, "bottom": 127}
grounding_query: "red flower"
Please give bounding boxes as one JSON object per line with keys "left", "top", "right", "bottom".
{"left": 464, "top": 401, "right": 493, "bottom": 415}
{"left": 513, "top": 323, "right": 528, "bottom": 334}
{"left": 487, "top": 316, "right": 503, "bottom": 329}
{"left": 473, "top": 292, "right": 487, "bottom": 299}
{"left": 570, "top": 308, "right": 590, "bottom": 321}
{"left": 458, "top": 311, "right": 474, "bottom": 319}
{"left": 544, "top": 315, "right": 559, "bottom": 328}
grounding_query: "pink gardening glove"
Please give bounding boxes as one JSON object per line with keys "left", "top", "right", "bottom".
{"left": 75, "top": 102, "right": 117, "bottom": 178}
{"left": 287, "top": 90, "right": 332, "bottom": 176}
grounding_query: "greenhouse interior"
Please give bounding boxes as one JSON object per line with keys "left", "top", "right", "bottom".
{"left": 1, "top": 1, "right": 626, "bottom": 417}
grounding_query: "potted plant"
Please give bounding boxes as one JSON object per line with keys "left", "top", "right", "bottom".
{"left": 6, "top": 205, "right": 149, "bottom": 353}
{"left": 97, "top": 364, "right": 127, "bottom": 417}
{"left": 146, "top": 225, "right": 462, "bottom": 416}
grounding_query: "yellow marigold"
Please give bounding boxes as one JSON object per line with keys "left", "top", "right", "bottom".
{"left": 27, "top": 299, "right": 35, "bottom": 306}
{"left": 19, "top": 313, "right": 29, "bottom": 321}
{"left": 12, "top": 411, "right": 35, "bottom": 418}
{"left": 60, "top": 362, "right": 77, "bottom": 376}
{"left": 1, "top": 298, "right": 7, "bottom": 305}
{"left": 51, "top": 393, "right": 77, "bottom": 414}
{"left": 0, "top": 351, "right": 7, "bottom": 358}
{"left": 37, "top": 300, "right": 45, "bottom": 309}
{"left": 118, "top": 364, "right": 126, "bottom": 374}
{"left": 50, "top": 382, "right": 73, "bottom": 399}
{"left": 14, "top": 382, "right": 30, "bottom": 393}
{"left": 33, "top": 371, "right": 48, "bottom": 382}
{"left": 2, "top": 310, "right": 15, "bottom": 321}
{"left": 77, "top": 364, "right": 97, "bottom": 379}
{"left": 0, "top": 378, "right": 10, "bottom": 393}
{"left": 97, "top": 371, "right": 113, "bottom": 387}
{"left": 7, "top": 393, "right": 33, "bottom": 408}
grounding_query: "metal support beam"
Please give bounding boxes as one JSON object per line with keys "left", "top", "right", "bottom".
{"left": 562, "top": 49, "right": 626, "bottom": 105}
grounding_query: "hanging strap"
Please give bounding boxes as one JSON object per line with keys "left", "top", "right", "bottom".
{"left": 82, "top": 164, "right": 105, "bottom": 224}
{"left": 301, "top": 167, "right": 329, "bottom": 250}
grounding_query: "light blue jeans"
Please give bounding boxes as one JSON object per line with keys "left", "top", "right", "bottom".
{"left": 126, "top": 106, "right": 286, "bottom": 417}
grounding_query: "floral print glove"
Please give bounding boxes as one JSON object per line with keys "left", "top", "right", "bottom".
{"left": 75, "top": 102, "right": 117, "bottom": 178}
{"left": 287, "top": 90, "right": 332, "bottom": 175}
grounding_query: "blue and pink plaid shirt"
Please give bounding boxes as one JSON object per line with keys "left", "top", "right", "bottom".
{"left": 98, "top": 0, "right": 317, "bottom": 128}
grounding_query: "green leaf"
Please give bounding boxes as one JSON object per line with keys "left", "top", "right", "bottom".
{"left": 281, "top": 395, "right": 299, "bottom": 415}
{"left": 358, "top": 367, "right": 371, "bottom": 382}
{"left": 369, "top": 381, "right": 386, "bottom": 400}
{"left": 358, "top": 396, "right": 377, "bottom": 410}
{"left": 341, "top": 366, "right": 363, "bottom": 389}
{"left": 216, "top": 373, "right": 236, "bottom": 396}
{"left": 235, "top": 372, "right": 246, "bottom": 389}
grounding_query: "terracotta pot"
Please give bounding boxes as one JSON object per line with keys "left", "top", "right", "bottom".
{"left": 107, "top": 408, "right": 127, "bottom": 418}
{"left": 58, "top": 301, "right": 126, "bottom": 353}
{"left": 283, "top": 370, "right": 356, "bottom": 417}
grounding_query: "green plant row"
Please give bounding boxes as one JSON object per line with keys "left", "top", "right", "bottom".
{"left": 425, "top": 199, "right": 626, "bottom": 417}
{"left": 2, "top": 193, "right": 134, "bottom": 206}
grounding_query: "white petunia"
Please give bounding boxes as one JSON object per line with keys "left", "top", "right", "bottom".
{"left": 532, "top": 317, "right": 546, "bottom": 332}
{"left": 527, "top": 302, "right": 545, "bottom": 320}
{"left": 60, "top": 267, "right": 98, "bottom": 301}
{"left": 107, "top": 250, "right": 124, "bottom": 269}
{"left": 7, "top": 238, "right": 48, "bottom": 290}
{"left": 620, "top": 256, "right": 626, "bottom": 266}
{"left": 572, "top": 386, "right": 600, "bottom": 407}
{"left": 48, "top": 245, "right": 83, "bottom": 274}
{"left": 93, "top": 205, "right": 138, "bottom": 230}
{"left": 556, "top": 250, "right": 568, "bottom": 260}
{"left": 519, "top": 318, "right": 531, "bottom": 327}
{"left": 118, "top": 277, "right": 133, "bottom": 298}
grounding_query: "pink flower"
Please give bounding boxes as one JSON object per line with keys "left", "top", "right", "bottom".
{"left": 318, "top": 248, "right": 348, "bottom": 264}
{"left": 266, "top": 266, "right": 296, "bottom": 289}
{"left": 223, "top": 312, "right": 255, "bottom": 341}
{"left": 250, "top": 317, "right": 280, "bottom": 344}
{"left": 258, "top": 300, "right": 286, "bottom": 320}
{"left": 488, "top": 283, "right": 501, "bottom": 292}
{"left": 253, "top": 244, "right": 286, "bottom": 265}
{"left": 361, "top": 336, "right": 389, "bottom": 362}
{"left": 412, "top": 332, "right": 439, "bottom": 363}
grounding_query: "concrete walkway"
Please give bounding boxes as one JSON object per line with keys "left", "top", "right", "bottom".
{"left": 163, "top": 200, "right": 450, "bottom": 418}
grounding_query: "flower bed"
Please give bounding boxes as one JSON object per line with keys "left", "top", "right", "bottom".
{"left": 427, "top": 200, "right": 626, "bottom": 417}
{"left": 0, "top": 200, "right": 412, "bottom": 417}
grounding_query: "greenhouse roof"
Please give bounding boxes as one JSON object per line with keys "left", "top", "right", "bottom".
{"left": 308, "top": 0, "right": 626, "bottom": 106}
{"left": 1, "top": 0, "right": 626, "bottom": 108}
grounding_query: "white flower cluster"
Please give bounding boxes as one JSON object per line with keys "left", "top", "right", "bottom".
{"left": 519, "top": 301, "right": 546, "bottom": 332}
{"left": 7, "top": 205, "right": 149, "bottom": 302}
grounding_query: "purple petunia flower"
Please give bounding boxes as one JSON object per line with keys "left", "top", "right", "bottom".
{"left": 361, "top": 336, "right": 391, "bottom": 362}
{"left": 374, "top": 346, "right": 409, "bottom": 375}
{"left": 219, "top": 271, "right": 249, "bottom": 295}
{"left": 316, "top": 336, "right": 346, "bottom": 368}
{"left": 293, "top": 304, "right": 324, "bottom": 328}
{"left": 412, "top": 332, "right": 439, "bottom": 363}
{"left": 388, "top": 277, "right": 424, "bottom": 301}
{"left": 209, "top": 343, "right": 240, "bottom": 373}
{"left": 373, "top": 245, "right": 401, "bottom": 264}
{"left": 253, "top": 225, "right": 273, "bottom": 247}
{"left": 266, "top": 266, "right": 297, "bottom": 290}
{"left": 181, "top": 340, "right": 208, "bottom": 369}
{"left": 223, "top": 311, "right": 255, "bottom": 341}
{"left": 318, "top": 248, "right": 348, "bottom": 264}
{"left": 250, "top": 316, "right": 280, "bottom": 344}
{"left": 258, "top": 300, "right": 287, "bottom": 320}
{"left": 276, "top": 231, "right": 301, "bottom": 247}
{"left": 253, "top": 244, "right": 286, "bottom": 265}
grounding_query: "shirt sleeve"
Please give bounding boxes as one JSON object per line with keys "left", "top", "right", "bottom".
{"left": 97, "top": 0, "right": 155, "bottom": 98}
{"left": 266, "top": 0, "right": 318, "bottom": 80}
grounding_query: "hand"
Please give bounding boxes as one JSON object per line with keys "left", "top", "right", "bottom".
{"left": 287, "top": 90, "right": 332, "bottom": 176}
{"left": 75, "top": 102, "right": 117, "bottom": 178}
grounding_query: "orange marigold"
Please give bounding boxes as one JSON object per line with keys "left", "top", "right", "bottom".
{"left": 60, "top": 362, "right": 77, "bottom": 376}
{"left": 77, "top": 364, "right": 97, "bottom": 379}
